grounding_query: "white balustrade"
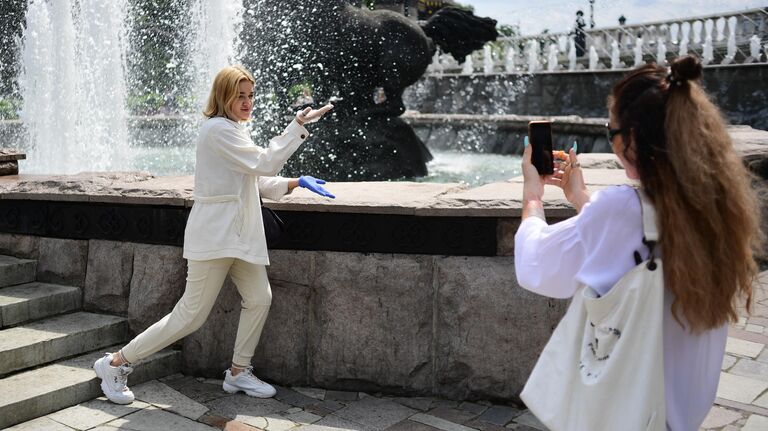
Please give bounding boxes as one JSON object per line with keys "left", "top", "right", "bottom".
{"left": 424, "top": 7, "right": 768, "bottom": 75}
{"left": 703, "top": 33, "right": 714, "bottom": 64}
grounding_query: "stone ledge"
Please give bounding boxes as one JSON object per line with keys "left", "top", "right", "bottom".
{"left": 0, "top": 126, "right": 765, "bottom": 216}
{"left": 0, "top": 149, "right": 25, "bottom": 162}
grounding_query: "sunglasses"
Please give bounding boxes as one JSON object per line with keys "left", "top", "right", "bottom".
{"left": 605, "top": 123, "right": 623, "bottom": 142}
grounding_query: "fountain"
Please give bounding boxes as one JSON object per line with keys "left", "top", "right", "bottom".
{"left": 568, "top": 36, "right": 577, "bottom": 71}
{"left": 11, "top": 0, "right": 498, "bottom": 181}
{"left": 588, "top": 46, "right": 599, "bottom": 70}
{"left": 610, "top": 40, "right": 621, "bottom": 70}
{"left": 749, "top": 35, "right": 762, "bottom": 62}
{"left": 527, "top": 39, "right": 540, "bottom": 73}
{"left": 634, "top": 37, "right": 644, "bottom": 67}
{"left": 656, "top": 37, "right": 667, "bottom": 66}
{"left": 547, "top": 44, "right": 559, "bottom": 72}
{"left": 462, "top": 54, "right": 474, "bottom": 75}
{"left": 20, "top": 0, "right": 130, "bottom": 174}
{"left": 484, "top": 45, "right": 494, "bottom": 74}
{"left": 505, "top": 45, "right": 517, "bottom": 73}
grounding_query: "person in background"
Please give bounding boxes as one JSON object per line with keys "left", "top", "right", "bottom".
{"left": 515, "top": 55, "right": 762, "bottom": 430}
{"left": 574, "top": 10, "right": 587, "bottom": 57}
{"left": 94, "top": 65, "right": 334, "bottom": 404}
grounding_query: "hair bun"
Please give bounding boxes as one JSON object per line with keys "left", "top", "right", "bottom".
{"left": 670, "top": 55, "right": 703, "bottom": 83}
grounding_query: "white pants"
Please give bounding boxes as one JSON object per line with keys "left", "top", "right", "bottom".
{"left": 120, "top": 258, "right": 272, "bottom": 367}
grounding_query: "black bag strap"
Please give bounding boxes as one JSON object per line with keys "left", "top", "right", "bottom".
{"left": 633, "top": 189, "right": 659, "bottom": 271}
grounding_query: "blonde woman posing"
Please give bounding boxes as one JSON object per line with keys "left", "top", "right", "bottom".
{"left": 94, "top": 66, "right": 334, "bottom": 404}
{"left": 515, "top": 56, "right": 762, "bottom": 430}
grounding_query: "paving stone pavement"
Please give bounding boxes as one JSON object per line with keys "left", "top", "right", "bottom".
{"left": 8, "top": 273, "right": 768, "bottom": 431}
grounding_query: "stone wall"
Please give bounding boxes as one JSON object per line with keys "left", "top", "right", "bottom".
{"left": 0, "top": 232, "right": 568, "bottom": 402}
{"left": 404, "top": 64, "right": 768, "bottom": 131}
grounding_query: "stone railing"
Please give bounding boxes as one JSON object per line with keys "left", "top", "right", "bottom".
{"left": 427, "top": 7, "right": 768, "bottom": 74}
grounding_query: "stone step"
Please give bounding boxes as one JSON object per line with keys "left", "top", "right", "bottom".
{"left": 0, "top": 346, "right": 182, "bottom": 429}
{"left": 0, "top": 255, "right": 36, "bottom": 288}
{"left": 0, "top": 311, "right": 130, "bottom": 376}
{"left": 0, "top": 282, "right": 82, "bottom": 328}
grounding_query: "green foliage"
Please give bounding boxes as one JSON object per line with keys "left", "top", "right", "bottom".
{"left": 363, "top": 0, "right": 376, "bottom": 9}
{"left": 497, "top": 24, "right": 519, "bottom": 38}
{"left": 0, "top": 96, "right": 20, "bottom": 120}
{"left": 288, "top": 82, "right": 313, "bottom": 101}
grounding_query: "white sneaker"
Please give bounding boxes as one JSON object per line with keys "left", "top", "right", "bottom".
{"left": 93, "top": 353, "right": 135, "bottom": 404}
{"left": 222, "top": 367, "right": 276, "bottom": 398}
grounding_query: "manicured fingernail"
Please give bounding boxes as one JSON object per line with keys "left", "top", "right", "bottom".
{"left": 524, "top": 136, "right": 529, "bottom": 147}
{"left": 573, "top": 142, "right": 578, "bottom": 153}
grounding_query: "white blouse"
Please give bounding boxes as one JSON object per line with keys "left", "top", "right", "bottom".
{"left": 183, "top": 117, "right": 309, "bottom": 265}
{"left": 515, "top": 185, "right": 726, "bottom": 431}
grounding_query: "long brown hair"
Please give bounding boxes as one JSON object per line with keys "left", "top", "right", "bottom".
{"left": 203, "top": 65, "right": 255, "bottom": 120}
{"left": 610, "top": 56, "right": 762, "bottom": 332}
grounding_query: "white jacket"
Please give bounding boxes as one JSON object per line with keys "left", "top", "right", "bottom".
{"left": 183, "top": 116, "right": 309, "bottom": 265}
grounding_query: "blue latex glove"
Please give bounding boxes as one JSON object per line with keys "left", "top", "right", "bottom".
{"left": 299, "top": 175, "right": 335, "bottom": 199}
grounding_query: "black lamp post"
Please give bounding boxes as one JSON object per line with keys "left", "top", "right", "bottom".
{"left": 589, "top": 0, "right": 595, "bottom": 28}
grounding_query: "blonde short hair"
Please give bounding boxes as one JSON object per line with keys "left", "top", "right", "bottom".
{"left": 203, "top": 66, "right": 255, "bottom": 120}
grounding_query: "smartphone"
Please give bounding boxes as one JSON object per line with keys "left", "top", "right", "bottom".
{"left": 528, "top": 121, "right": 554, "bottom": 175}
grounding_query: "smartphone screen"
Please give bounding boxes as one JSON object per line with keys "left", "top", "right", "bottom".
{"left": 528, "top": 121, "right": 554, "bottom": 175}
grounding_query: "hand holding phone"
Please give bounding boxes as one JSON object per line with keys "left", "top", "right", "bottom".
{"left": 528, "top": 121, "right": 554, "bottom": 175}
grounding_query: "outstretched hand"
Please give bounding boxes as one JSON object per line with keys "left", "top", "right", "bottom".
{"left": 296, "top": 104, "right": 334, "bottom": 126}
{"left": 299, "top": 175, "right": 335, "bottom": 199}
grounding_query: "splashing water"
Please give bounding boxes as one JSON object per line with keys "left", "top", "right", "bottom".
{"left": 656, "top": 38, "right": 667, "bottom": 66}
{"left": 20, "top": 0, "right": 130, "bottom": 174}
{"left": 547, "top": 44, "right": 558, "bottom": 72}
{"left": 610, "top": 40, "right": 620, "bottom": 70}
{"left": 568, "top": 36, "right": 577, "bottom": 71}
{"left": 188, "top": 0, "right": 244, "bottom": 112}
{"left": 634, "top": 37, "right": 644, "bottom": 67}
{"left": 483, "top": 45, "right": 494, "bottom": 75}
{"left": 588, "top": 46, "right": 599, "bottom": 70}
{"left": 504, "top": 45, "right": 516, "bottom": 73}
{"left": 527, "top": 40, "right": 539, "bottom": 73}
{"left": 750, "top": 35, "right": 762, "bottom": 61}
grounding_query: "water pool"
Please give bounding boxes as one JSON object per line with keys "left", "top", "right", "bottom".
{"left": 128, "top": 146, "right": 523, "bottom": 187}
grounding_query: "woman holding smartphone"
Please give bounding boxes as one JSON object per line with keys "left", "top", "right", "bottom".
{"left": 515, "top": 55, "right": 762, "bottom": 430}
{"left": 93, "top": 65, "right": 334, "bottom": 404}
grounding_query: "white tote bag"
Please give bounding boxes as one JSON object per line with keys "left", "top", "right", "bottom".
{"left": 521, "top": 192, "right": 666, "bottom": 431}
